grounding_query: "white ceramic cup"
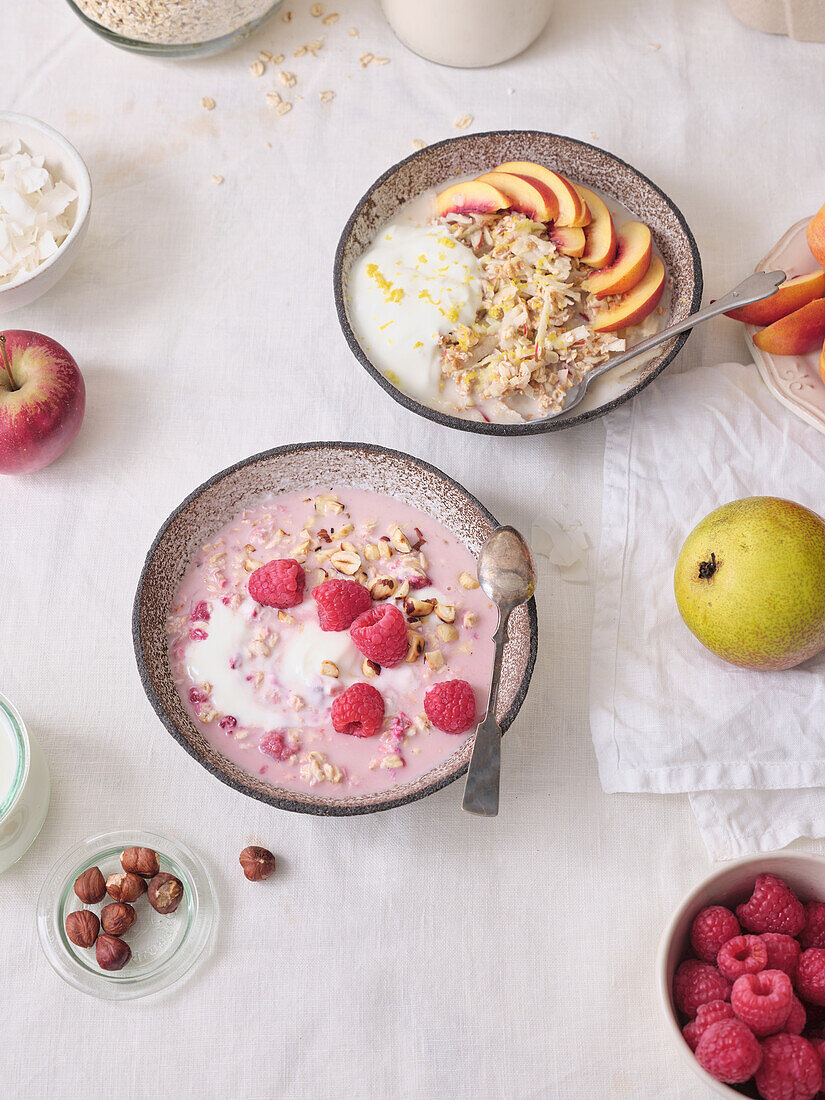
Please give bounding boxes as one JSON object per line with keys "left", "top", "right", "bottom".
{"left": 0, "top": 693, "right": 50, "bottom": 874}
{"left": 657, "top": 852, "right": 825, "bottom": 1098}
{"left": 379, "top": 0, "right": 554, "bottom": 68}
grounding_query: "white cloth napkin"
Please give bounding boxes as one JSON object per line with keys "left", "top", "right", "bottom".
{"left": 590, "top": 359, "right": 825, "bottom": 858}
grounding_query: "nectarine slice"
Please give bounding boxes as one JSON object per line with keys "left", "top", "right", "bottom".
{"left": 475, "top": 171, "right": 559, "bottom": 223}
{"left": 753, "top": 297, "right": 825, "bottom": 355}
{"left": 582, "top": 222, "right": 652, "bottom": 298}
{"left": 724, "top": 269, "right": 825, "bottom": 326}
{"left": 495, "top": 161, "right": 589, "bottom": 227}
{"left": 549, "top": 225, "right": 585, "bottom": 258}
{"left": 590, "top": 255, "right": 665, "bottom": 334}
{"left": 575, "top": 184, "right": 617, "bottom": 269}
{"left": 435, "top": 180, "right": 510, "bottom": 218}
{"left": 808, "top": 202, "right": 825, "bottom": 268}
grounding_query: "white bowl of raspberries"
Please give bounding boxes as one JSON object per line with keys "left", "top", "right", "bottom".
{"left": 658, "top": 853, "right": 825, "bottom": 1099}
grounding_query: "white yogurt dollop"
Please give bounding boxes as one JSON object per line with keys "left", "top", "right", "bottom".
{"left": 349, "top": 222, "right": 483, "bottom": 403}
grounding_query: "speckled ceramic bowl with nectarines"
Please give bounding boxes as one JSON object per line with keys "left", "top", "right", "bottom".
{"left": 334, "top": 130, "right": 703, "bottom": 436}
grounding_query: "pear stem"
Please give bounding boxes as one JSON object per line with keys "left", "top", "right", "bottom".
{"left": 0, "top": 335, "right": 16, "bottom": 392}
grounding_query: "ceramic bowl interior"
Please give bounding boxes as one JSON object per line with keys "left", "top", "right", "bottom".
{"left": 657, "top": 852, "right": 825, "bottom": 1098}
{"left": 0, "top": 112, "right": 92, "bottom": 313}
{"left": 133, "top": 442, "right": 538, "bottom": 816}
{"left": 334, "top": 129, "right": 703, "bottom": 436}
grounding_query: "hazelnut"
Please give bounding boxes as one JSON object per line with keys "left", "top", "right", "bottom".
{"left": 120, "top": 846, "right": 159, "bottom": 877}
{"left": 101, "top": 902, "right": 137, "bottom": 936}
{"left": 95, "top": 933, "right": 131, "bottom": 971}
{"left": 239, "top": 846, "right": 276, "bottom": 882}
{"left": 73, "top": 866, "right": 106, "bottom": 905}
{"left": 65, "top": 909, "right": 100, "bottom": 948}
{"left": 147, "top": 872, "right": 184, "bottom": 914}
{"left": 106, "top": 872, "right": 147, "bottom": 903}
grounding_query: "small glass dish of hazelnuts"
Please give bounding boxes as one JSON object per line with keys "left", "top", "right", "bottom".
{"left": 36, "top": 829, "right": 216, "bottom": 1000}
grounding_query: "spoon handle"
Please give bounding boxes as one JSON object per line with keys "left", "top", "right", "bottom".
{"left": 462, "top": 609, "right": 509, "bottom": 817}
{"left": 583, "top": 269, "right": 787, "bottom": 383}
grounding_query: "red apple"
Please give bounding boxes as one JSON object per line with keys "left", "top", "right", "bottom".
{"left": 0, "top": 330, "right": 85, "bottom": 474}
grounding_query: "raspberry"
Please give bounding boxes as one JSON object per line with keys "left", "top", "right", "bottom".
{"left": 691, "top": 905, "right": 741, "bottom": 964}
{"left": 424, "top": 679, "right": 477, "bottom": 735}
{"left": 718, "top": 935, "right": 769, "bottom": 981}
{"left": 801, "top": 903, "right": 825, "bottom": 950}
{"left": 248, "top": 559, "right": 305, "bottom": 609}
{"left": 191, "top": 600, "right": 210, "bottom": 622}
{"left": 683, "top": 1000, "right": 735, "bottom": 1051}
{"left": 673, "top": 959, "right": 732, "bottom": 1017}
{"left": 796, "top": 949, "right": 825, "bottom": 1007}
{"left": 188, "top": 686, "right": 208, "bottom": 705}
{"left": 786, "top": 995, "right": 807, "bottom": 1035}
{"left": 312, "top": 578, "right": 371, "bottom": 631}
{"left": 754, "top": 1034, "right": 822, "bottom": 1100}
{"left": 732, "top": 970, "right": 793, "bottom": 1036}
{"left": 189, "top": 627, "right": 207, "bottom": 641}
{"left": 695, "top": 1019, "right": 762, "bottom": 1084}
{"left": 762, "top": 933, "right": 802, "bottom": 979}
{"left": 737, "top": 874, "right": 805, "bottom": 936}
{"left": 259, "top": 730, "right": 300, "bottom": 761}
{"left": 331, "top": 683, "right": 385, "bottom": 738}
{"left": 349, "top": 605, "right": 408, "bottom": 668}
{"left": 219, "top": 715, "right": 237, "bottom": 733}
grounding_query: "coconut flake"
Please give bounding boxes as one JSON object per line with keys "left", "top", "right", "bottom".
{"left": 532, "top": 519, "right": 591, "bottom": 584}
{"left": 0, "top": 138, "right": 77, "bottom": 287}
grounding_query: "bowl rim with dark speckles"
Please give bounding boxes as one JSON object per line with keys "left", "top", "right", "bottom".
{"left": 133, "top": 441, "right": 539, "bottom": 816}
{"left": 333, "top": 129, "right": 703, "bottom": 436}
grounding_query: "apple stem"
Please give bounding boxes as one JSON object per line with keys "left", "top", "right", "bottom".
{"left": 0, "top": 335, "right": 16, "bottom": 392}
{"left": 698, "top": 553, "right": 718, "bottom": 580}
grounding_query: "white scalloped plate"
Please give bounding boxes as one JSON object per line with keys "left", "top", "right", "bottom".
{"left": 745, "top": 216, "right": 825, "bottom": 434}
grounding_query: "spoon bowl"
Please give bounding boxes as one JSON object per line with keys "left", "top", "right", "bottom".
{"left": 478, "top": 526, "right": 536, "bottom": 609}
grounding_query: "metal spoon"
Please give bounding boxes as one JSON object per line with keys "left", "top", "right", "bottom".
{"left": 547, "top": 269, "right": 787, "bottom": 419}
{"left": 462, "top": 525, "right": 536, "bottom": 817}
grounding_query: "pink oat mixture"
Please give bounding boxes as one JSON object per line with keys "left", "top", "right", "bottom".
{"left": 167, "top": 487, "right": 497, "bottom": 796}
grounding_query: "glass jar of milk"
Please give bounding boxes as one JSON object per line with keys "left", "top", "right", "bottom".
{"left": 0, "top": 693, "right": 50, "bottom": 873}
{"left": 379, "top": 0, "right": 554, "bottom": 67}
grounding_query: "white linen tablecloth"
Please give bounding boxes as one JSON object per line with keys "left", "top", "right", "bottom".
{"left": 2, "top": 1, "right": 825, "bottom": 1097}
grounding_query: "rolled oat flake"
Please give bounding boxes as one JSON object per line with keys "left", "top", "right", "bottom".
{"left": 67, "top": 0, "right": 283, "bottom": 55}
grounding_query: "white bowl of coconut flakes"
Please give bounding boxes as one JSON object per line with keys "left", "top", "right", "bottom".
{"left": 0, "top": 113, "right": 91, "bottom": 314}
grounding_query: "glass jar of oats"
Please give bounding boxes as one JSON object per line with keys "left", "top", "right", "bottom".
{"left": 65, "top": 0, "right": 283, "bottom": 57}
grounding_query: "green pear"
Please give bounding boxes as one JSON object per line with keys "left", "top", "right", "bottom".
{"left": 674, "top": 496, "right": 825, "bottom": 671}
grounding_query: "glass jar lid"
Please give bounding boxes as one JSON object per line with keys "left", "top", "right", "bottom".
{"left": 0, "top": 692, "right": 28, "bottom": 821}
{"left": 37, "top": 829, "right": 216, "bottom": 1000}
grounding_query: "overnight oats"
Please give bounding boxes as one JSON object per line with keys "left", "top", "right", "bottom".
{"left": 348, "top": 160, "right": 668, "bottom": 424}
{"left": 166, "top": 488, "right": 497, "bottom": 796}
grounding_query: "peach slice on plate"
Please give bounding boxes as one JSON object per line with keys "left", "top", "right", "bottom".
{"left": 808, "top": 202, "right": 825, "bottom": 268}
{"left": 582, "top": 222, "right": 652, "bottom": 298}
{"left": 590, "top": 255, "right": 665, "bottom": 334}
{"left": 435, "top": 180, "right": 511, "bottom": 218}
{"left": 549, "top": 225, "right": 585, "bottom": 258}
{"left": 474, "top": 171, "right": 559, "bottom": 223}
{"left": 753, "top": 297, "right": 825, "bottom": 355}
{"left": 724, "top": 269, "right": 825, "bottom": 325}
{"left": 575, "top": 184, "right": 618, "bottom": 269}
{"left": 494, "top": 161, "right": 589, "bottom": 227}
